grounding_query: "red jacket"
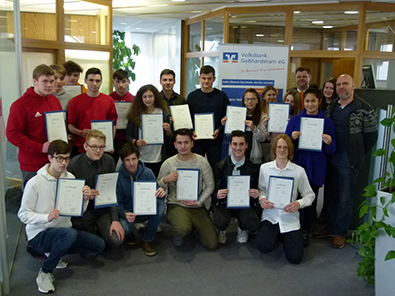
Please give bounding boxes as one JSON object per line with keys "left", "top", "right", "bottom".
{"left": 6, "top": 87, "right": 62, "bottom": 171}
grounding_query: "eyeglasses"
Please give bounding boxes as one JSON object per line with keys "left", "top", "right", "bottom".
{"left": 86, "top": 143, "right": 106, "bottom": 151}
{"left": 244, "top": 98, "right": 258, "bottom": 102}
{"left": 52, "top": 156, "right": 70, "bottom": 163}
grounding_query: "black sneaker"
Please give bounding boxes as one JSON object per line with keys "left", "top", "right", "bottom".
{"left": 124, "top": 234, "right": 136, "bottom": 246}
{"left": 303, "top": 231, "right": 310, "bottom": 247}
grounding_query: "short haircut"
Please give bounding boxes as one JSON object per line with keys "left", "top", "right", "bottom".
{"left": 304, "top": 85, "right": 322, "bottom": 100}
{"left": 63, "top": 61, "right": 83, "bottom": 75}
{"left": 120, "top": 142, "right": 140, "bottom": 161}
{"left": 113, "top": 69, "right": 129, "bottom": 81}
{"left": 49, "top": 64, "right": 67, "bottom": 77}
{"left": 160, "top": 69, "right": 175, "bottom": 79}
{"left": 86, "top": 129, "right": 106, "bottom": 143}
{"left": 85, "top": 67, "right": 102, "bottom": 80}
{"left": 200, "top": 65, "right": 215, "bottom": 76}
{"left": 173, "top": 128, "right": 194, "bottom": 142}
{"left": 230, "top": 130, "right": 247, "bottom": 143}
{"left": 32, "top": 64, "right": 54, "bottom": 80}
{"left": 48, "top": 140, "right": 72, "bottom": 157}
{"left": 295, "top": 65, "right": 311, "bottom": 75}
{"left": 271, "top": 134, "right": 294, "bottom": 161}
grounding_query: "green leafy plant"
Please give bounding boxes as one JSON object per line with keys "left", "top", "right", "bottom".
{"left": 113, "top": 30, "right": 140, "bottom": 81}
{"left": 349, "top": 112, "right": 395, "bottom": 285}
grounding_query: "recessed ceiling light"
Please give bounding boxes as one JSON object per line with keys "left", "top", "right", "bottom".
{"left": 345, "top": 11, "right": 358, "bottom": 14}
{"left": 171, "top": 0, "right": 186, "bottom": 2}
{"left": 312, "top": 21, "right": 324, "bottom": 24}
{"left": 323, "top": 25, "right": 333, "bottom": 29}
{"left": 277, "top": 40, "right": 284, "bottom": 43}
{"left": 256, "top": 34, "right": 264, "bottom": 37}
{"left": 294, "top": 11, "right": 301, "bottom": 14}
{"left": 120, "top": 23, "right": 127, "bottom": 25}
{"left": 148, "top": 4, "right": 169, "bottom": 7}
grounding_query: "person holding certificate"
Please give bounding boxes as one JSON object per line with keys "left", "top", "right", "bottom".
{"left": 62, "top": 60, "right": 87, "bottom": 93}
{"left": 285, "top": 87, "right": 336, "bottom": 247}
{"left": 126, "top": 84, "right": 172, "bottom": 177}
{"left": 157, "top": 129, "right": 218, "bottom": 250}
{"left": 18, "top": 140, "right": 105, "bottom": 294}
{"left": 116, "top": 143, "right": 166, "bottom": 256}
{"left": 213, "top": 130, "right": 260, "bottom": 244}
{"left": 257, "top": 134, "right": 315, "bottom": 264}
{"left": 68, "top": 130, "right": 125, "bottom": 248}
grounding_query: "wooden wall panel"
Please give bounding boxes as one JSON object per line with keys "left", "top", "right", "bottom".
{"left": 333, "top": 59, "right": 355, "bottom": 78}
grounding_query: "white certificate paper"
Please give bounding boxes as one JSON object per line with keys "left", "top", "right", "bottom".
{"left": 267, "top": 103, "right": 290, "bottom": 133}
{"left": 115, "top": 102, "right": 132, "bottom": 129}
{"left": 267, "top": 176, "right": 294, "bottom": 209}
{"left": 91, "top": 120, "right": 114, "bottom": 151}
{"left": 141, "top": 113, "right": 164, "bottom": 144}
{"left": 225, "top": 106, "right": 247, "bottom": 134}
{"left": 45, "top": 111, "right": 68, "bottom": 142}
{"left": 170, "top": 104, "right": 193, "bottom": 130}
{"left": 94, "top": 173, "right": 119, "bottom": 208}
{"left": 298, "top": 117, "right": 325, "bottom": 151}
{"left": 176, "top": 169, "right": 200, "bottom": 201}
{"left": 63, "top": 85, "right": 83, "bottom": 97}
{"left": 227, "top": 175, "right": 250, "bottom": 208}
{"left": 55, "top": 178, "right": 85, "bottom": 217}
{"left": 133, "top": 181, "right": 157, "bottom": 215}
{"left": 194, "top": 113, "right": 214, "bottom": 140}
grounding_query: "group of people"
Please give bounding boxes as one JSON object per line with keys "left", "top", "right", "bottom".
{"left": 6, "top": 62, "right": 378, "bottom": 294}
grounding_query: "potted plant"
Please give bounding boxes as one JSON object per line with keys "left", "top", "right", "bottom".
{"left": 113, "top": 30, "right": 140, "bottom": 81}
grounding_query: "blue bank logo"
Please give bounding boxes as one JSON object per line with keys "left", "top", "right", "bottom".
{"left": 223, "top": 52, "right": 238, "bottom": 63}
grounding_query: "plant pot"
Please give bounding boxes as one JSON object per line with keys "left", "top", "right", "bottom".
{"left": 375, "top": 190, "right": 395, "bottom": 296}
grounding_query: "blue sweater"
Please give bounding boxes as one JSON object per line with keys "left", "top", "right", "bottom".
{"left": 285, "top": 110, "right": 336, "bottom": 187}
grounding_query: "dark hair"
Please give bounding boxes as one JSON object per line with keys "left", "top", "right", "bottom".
{"left": 63, "top": 61, "right": 83, "bottom": 75}
{"left": 230, "top": 130, "right": 247, "bottom": 143}
{"left": 261, "top": 85, "right": 277, "bottom": 114}
{"left": 304, "top": 85, "right": 322, "bottom": 100}
{"left": 48, "top": 140, "right": 72, "bottom": 156}
{"left": 49, "top": 64, "right": 67, "bottom": 78}
{"left": 321, "top": 78, "right": 337, "bottom": 110}
{"left": 126, "top": 84, "right": 169, "bottom": 126}
{"left": 160, "top": 69, "right": 175, "bottom": 80}
{"left": 120, "top": 142, "right": 140, "bottom": 161}
{"left": 242, "top": 88, "right": 262, "bottom": 126}
{"left": 113, "top": 69, "right": 129, "bottom": 81}
{"left": 283, "top": 89, "right": 302, "bottom": 116}
{"left": 200, "top": 65, "right": 215, "bottom": 76}
{"left": 33, "top": 64, "right": 54, "bottom": 80}
{"left": 295, "top": 65, "right": 311, "bottom": 75}
{"left": 85, "top": 67, "right": 102, "bottom": 80}
{"left": 271, "top": 134, "right": 294, "bottom": 161}
{"left": 173, "top": 128, "right": 194, "bottom": 142}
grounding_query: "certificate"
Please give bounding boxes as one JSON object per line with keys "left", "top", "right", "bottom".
{"left": 141, "top": 113, "right": 164, "bottom": 145}
{"left": 170, "top": 104, "right": 193, "bottom": 130}
{"left": 45, "top": 111, "right": 68, "bottom": 142}
{"left": 194, "top": 113, "right": 214, "bottom": 140}
{"left": 55, "top": 178, "right": 85, "bottom": 217}
{"left": 91, "top": 120, "right": 114, "bottom": 151}
{"left": 227, "top": 175, "right": 250, "bottom": 208}
{"left": 267, "top": 103, "right": 290, "bottom": 133}
{"left": 94, "top": 173, "right": 119, "bottom": 208}
{"left": 298, "top": 117, "right": 324, "bottom": 151}
{"left": 63, "top": 85, "right": 83, "bottom": 97}
{"left": 132, "top": 181, "right": 157, "bottom": 215}
{"left": 115, "top": 102, "right": 132, "bottom": 129}
{"left": 225, "top": 106, "right": 247, "bottom": 134}
{"left": 267, "top": 176, "right": 294, "bottom": 209}
{"left": 176, "top": 169, "right": 200, "bottom": 201}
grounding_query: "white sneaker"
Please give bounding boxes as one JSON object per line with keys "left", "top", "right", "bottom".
{"left": 218, "top": 230, "right": 227, "bottom": 244}
{"left": 36, "top": 268, "right": 55, "bottom": 293}
{"left": 56, "top": 260, "right": 68, "bottom": 269}
{"left": 236, "top": 227, "right": 248, "bottom": 244}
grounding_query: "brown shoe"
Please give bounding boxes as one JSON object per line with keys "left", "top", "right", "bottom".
{"left": 312, "top": 228, "right": 334, "bottom": 239}
{"left": 142, "top": 241, "right": 157, "bottom": 256}
{"left": 332, "top": 236, "right": 346, "bottom": 249}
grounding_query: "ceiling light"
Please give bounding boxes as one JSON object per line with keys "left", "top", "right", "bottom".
{"left": 345, "top": 11, "right": 358, "bottom": 14}
{"left": 256, "top": 34, "right": 264, "bottom": 37}
{"left": 245, "top": 21, "right": 257, "bottom": 23}
{"left": 120, "top": 23, "right": 127, "bottom": 25}
{"left": 147, "top": 4, "right": 169, "bottom": 7}
{"left": 312, "top": 21, "right": 324, "bottom": 24}
{"left": 171, "top": 0, "right": 186, "bottom": 2}
{"left": 323, "top": 25, "right": 333, "bottom": 29}
{"left": 277, "top": 40, "right": 284, "bottom": 43}
{"left": 294, "top": 11, "right": 301, "bottom": 14}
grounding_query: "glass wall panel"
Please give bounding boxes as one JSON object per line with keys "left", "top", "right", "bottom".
{"left": 64, "top": 0, "right": 109, "bottom": 45}
{"left": 366, "top": 11, "right": 395, "bottom": 52}
{"left": 228, "top": 12, "right": 285, "bottom": 45}
{"left": 185, "top": 57, "right": 201, "bottom": 95}
{"left": 205, "top": 17, "right": 223, "bottom": 51}
{"left": 189, "top": 22, "right": 202, "bottom": 52}
{"left": 363, "top": 58, "right": 395, "bottom": 89}
{"left": 204, "top": 56, "right": 219, "bottom": 89}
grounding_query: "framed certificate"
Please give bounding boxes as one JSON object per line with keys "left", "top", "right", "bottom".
{"left": 227, "top": 175, "right": 250, "bottom": 208}
{"left": 170, "top": 104, "right": 193, "bottom": 130}
{"left": 141, "top": 113, "right": 164, "bottom": 145}
{"left": 225, "top": 106, "right": 247, "bottom": 134}
{"left": 55, "top": 178, "right": 85, "bottom": 217}
{"left": 298, "top": 117, "right": 324, "bottom": 151}
{"left": 267, "top": 176, "right": 294, "bottom": 209}
{"left": 115, "top": 102, "right": 132, "bottom": 129}
{"left": 45, "top": 110, "right": 68, "bottom": 142}
{"left": 91, "top": 120, "right": 114, "bottom": 151}
{"left": 132, "top": 181, "right": 157, "bottom": 215}
{"left": 194, "top": 113, "right": 214, "bottom": 140}
{"left": 63, "top": 85, "right": 83, "bottom": 97}
{"left": 94, "top": 173, "right": 119, "bottom": 208}
{"left": 267, "top": 103, "right": 290, "bottom": 133}
{"left": 176, "top": 169, "right": 200, "bottom": 201}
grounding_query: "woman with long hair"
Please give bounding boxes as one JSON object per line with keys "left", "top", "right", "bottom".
{"left": 321, "top": 78, "right": 337, "bottom": 111}
{"left": 261, "top": 85, "right": 277, "bottom": 114}
{"left": 283, "top": 89, "right": 302, "bottom": 118}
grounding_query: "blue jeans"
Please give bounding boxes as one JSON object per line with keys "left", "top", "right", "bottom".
{"left": 324, "top": 164, "right": 358, "bottom": 237}
{"left": 28, "top": 228, "right": 105, "bottom": 273}
{"left": 119, "top": 198, "right": 166, "bottom": 242}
